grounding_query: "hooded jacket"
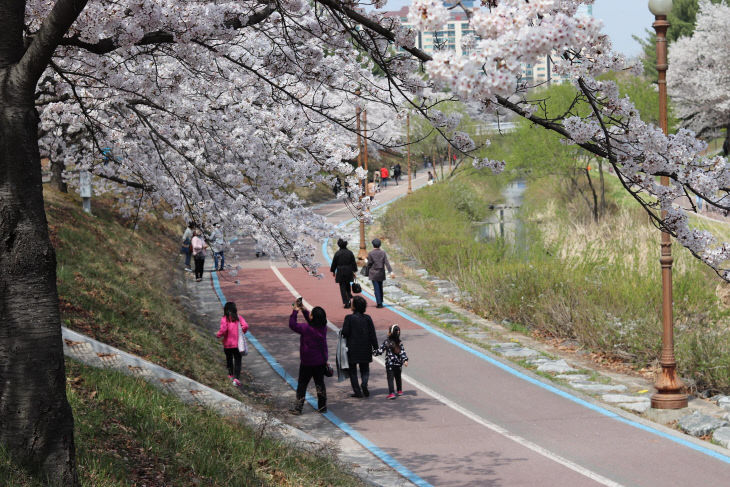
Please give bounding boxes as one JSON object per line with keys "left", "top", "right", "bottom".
{"left": 289, "top": 309, "right": 328, "bottom": 366}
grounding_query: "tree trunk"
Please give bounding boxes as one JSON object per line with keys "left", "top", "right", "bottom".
{"left": 0, "top": 69, "right": 78, "bottom": 484}
{"left": 584, "top": 166, "right": 599, "bottom": 222}
{"left": 598, "top": 159, "right": 605, "bottom": 217}
{"left": 723, "top": 121, "right": 730, "bottom": 157}
{"left": 50, "top": 158, "right": 68, "bottom": 193}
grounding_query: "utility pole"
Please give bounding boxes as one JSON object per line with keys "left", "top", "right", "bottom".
{"left": 356, "top": 98, "right": 367, "bottom": 263}
{"left": 407, "top": 112, "right": 412, "bottom": 194}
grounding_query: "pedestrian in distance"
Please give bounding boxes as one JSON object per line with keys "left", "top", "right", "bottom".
{"left": 216, "top": 301, "right": 249, "bottom": 386}
{"left": 341, "top": 295, "right": 378, "bottom": 398}
{"left": 380, "top": 166, "right": 389, "bottom": 187}
{"left": 209, "top": 223, "right": 226, "bottom": 271}
{"left": 365, "top": 238, "right": 394, "bottom": 308}
{"left": 330, "top": 238, "right": 358, "bottom": 308}
{"left": 289, "top": 298, "right": 329, "bottom": 414}
{"left": 393, "top": 163, "right": 402, "bottom": 185}
{"left": 181, "top": 221, "right": 195, "bottom": 271}
{"left": 191, "top": 228, "right": 207, "bottom": 282}
{"left": 374, "top": 324, "right": 408, "bottom": 399}
{"left": 427, "top": 171, "right": 434, "bottom": 186}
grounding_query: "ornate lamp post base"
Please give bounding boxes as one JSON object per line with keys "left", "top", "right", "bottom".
{"left": 651, "top": 393, "right": 688, "bottom": 409}
{"left": 652, "top": 361, "right": 688, "bottom": 409}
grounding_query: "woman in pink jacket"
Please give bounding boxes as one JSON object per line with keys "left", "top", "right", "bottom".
{"left": 216, "top": 301, "right": 249, "bottom": 386}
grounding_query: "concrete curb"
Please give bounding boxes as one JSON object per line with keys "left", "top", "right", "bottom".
{"left": 62, "top": 326, "right": 319, "bottom": 448}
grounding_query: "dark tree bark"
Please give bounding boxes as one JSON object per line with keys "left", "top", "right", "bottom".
{"left": 50, "top": 158, "right": 67, "bottom": 193}
{"left": 723, "top": 122, "right": 730, "bottom": 157}
{"left": 583, "top": 166, "right": 599, "bottom": 223}
{"left": 1, "top": 1, "right": 87, "bottom": 484}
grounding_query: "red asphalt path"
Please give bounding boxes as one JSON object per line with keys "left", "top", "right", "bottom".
{"left": 218, "top": 179, "right": 730, "bottom": 486}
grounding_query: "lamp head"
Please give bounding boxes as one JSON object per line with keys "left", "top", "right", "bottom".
{"left": 648, "top": 0, "right": 672, "bottom": 16}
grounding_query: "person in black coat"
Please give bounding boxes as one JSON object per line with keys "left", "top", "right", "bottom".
{"left": 330, "top": 238, "right": 358, "bottom": 308}
{"left": 341, "top": 295, "right": 378, "bottom": 397}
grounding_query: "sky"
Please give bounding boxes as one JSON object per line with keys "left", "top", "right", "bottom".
{"left": 379, "top": 0, "right": 655, "bottom": 58}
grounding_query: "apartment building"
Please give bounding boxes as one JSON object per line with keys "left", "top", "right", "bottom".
{"left": 383, "top": 3, "right": 593, "bottom": 86}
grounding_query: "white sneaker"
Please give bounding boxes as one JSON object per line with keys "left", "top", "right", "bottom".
{"left": 185, "top": 267, "right": 192, "bottom": 272}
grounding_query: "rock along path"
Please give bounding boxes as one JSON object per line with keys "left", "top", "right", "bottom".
{"left": 218, "top": 171, "right": 730, "bottom": 486}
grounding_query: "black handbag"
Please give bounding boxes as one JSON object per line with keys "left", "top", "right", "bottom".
{"left": 359, "top": 264, "right": 370, "bottom": 277}
{"left": 351, "top": 282, "right": 362, "bottom": 294}
{"left": 324, "top": 363, "right": 334, "bottom": 377}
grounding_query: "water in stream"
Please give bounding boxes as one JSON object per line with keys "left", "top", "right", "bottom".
{"left": 477, "top": 179, "right": 527, "bottom": 248}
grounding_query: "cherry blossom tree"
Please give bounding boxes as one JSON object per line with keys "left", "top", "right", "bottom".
{"left": 6, "top": 0, "right": 730, "bottom": 483}
{"left": 668, "top": 0, "right": 730, "bottom": 154}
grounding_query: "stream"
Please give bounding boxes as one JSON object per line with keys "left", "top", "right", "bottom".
{"left": 476, "top": 179, "right": 527, "bottom": 248}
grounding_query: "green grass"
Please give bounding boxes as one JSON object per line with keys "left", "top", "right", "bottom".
{"left": 1, "top": 360, "right": 362, "bottom": 486}
{"left": 5, "top": 187, "right": 362, "bottom": 485}
{"left": 45, "top": 187, "right": 232, "bottom": 395}
{"left": 383, "top": 167, "right": 730, "bottom": 393}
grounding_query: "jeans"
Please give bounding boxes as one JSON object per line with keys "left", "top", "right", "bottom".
{"left": 194, "top": 255, "right": 205, "bottom": 279}
{"left": 214, "top": 251, "right": 225, "bottom": 270}
{"left": 183, "top": 248, "right": 191, "bottom": 267}
{"left": 295, "top": 364, "right": 327, "bottom": 411}
{"left": 348, "top": 362, "right": 370, "bottom": 396}
{"left": 224, "top": 347, "right": 242, "bottom": 379}
{"left": 372, "top": 280, "right": 384, "bottom": 306}
{"left": 386, "top": 366, "right": 403, "bottom": 394}
{"left": 339, "top": 281, "right": 352, "bottom": 305}
{"left": 382, "top": 177, "right": 388, "bottom": 187}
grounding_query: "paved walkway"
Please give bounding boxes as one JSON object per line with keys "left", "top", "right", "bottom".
{"left": 217, "top": 172, "right": 730, "bottom": 486}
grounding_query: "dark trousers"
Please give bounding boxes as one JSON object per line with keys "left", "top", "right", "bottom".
{"left": 348, "top": 362, "right": 370, "bottom": 395}
{"left": 194, "top": 255, "right": 205, "bottom": 279}
{"left": 183, "top": 247, "right": 191, "bottom": 267}
{"left": 295, "top": 364, "right": 327, "bottom": 411}
{"left": 386, "top": 366, "right": 403, "bottom": 394}
{"left": 338, "top": 281, "right": 352, "bottom": 305}
{"left": 213, "top": 251, "right": 225, "bottom": 270}
{"left": 224, "top": 348, "right": 242, "bottom": 379}
{"left": 372, "top": 280, "right": 384, "bottom": 306}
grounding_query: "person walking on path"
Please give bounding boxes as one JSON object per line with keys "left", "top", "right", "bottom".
{"left": 393, "top": 163, "right": 402, "bottom": 186}
{"left": 181, "top": 221, "right": 195, "bottom": 271}
{"left": 341, "top": 296, "right": 378, "bottom": 398}
{"left": 216, "top": 301, "right": 249, "bottom": 386}
{"left": 191, "top": 228, "right": 207, "bottom": 282}
{"left": 209, "top": 223, "right": 226, "bottom": 271}
{"left": 366, "top": 238, "right": 394, "bottom": 308}
{"left": 380, "top": 166, "right": 389, "bottom": 187}
{"left": 289, "top": 301, "right": 329, "bottom": 414}
{"left": 330, "top": 238, "right": 358, "bottom": 308}
{"left": 374, "top": 324, "right": 408, "bottom": 399}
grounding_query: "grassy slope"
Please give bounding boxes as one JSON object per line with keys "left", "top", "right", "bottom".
{"left": 2, "top": 360, "right": 359, "bottom": 487}
{"left": 2, "top": 187, "right": 362, "bottom": 485}
{"left": 383, "top": 169, "right": 730, "bottom": 393}
{"left": 46, "top": 187, "right": 230, "bottom": 393}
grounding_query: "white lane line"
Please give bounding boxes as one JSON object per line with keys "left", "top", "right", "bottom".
{"left": 269, "top": 264, "right": 624, "bottom": 487}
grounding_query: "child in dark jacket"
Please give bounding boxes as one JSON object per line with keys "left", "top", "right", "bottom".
{"left": 374, "top": 324, "right": 408, "bottom": 399}
{"left": 289, "top": 301, "right": 329, "bottom": 414}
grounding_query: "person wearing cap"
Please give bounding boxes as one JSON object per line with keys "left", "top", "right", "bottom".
{"left": 365, "top": 238, "right": 394, "bottom": 308}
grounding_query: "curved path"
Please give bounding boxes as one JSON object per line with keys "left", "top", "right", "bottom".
{"left": 217, "top": 173, "right": 730, "bottom": 486}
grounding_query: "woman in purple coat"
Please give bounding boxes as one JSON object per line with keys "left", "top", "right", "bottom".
{"left": 289, "top": 301, "right": 329, "bottom": 414}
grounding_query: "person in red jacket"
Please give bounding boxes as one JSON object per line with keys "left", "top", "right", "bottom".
{"left": 216, "top": 301, "right": 249, "bottom": 386}
{"left": 380, "top": 166, "right": 389, "bottom": 187}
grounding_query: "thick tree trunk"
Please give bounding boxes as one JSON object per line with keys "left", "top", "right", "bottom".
{"left": 0, "top": 70, "right": 78, "bottom": 484}
{"left": 50, "top": 158, "right": 68, "bottom": 193}
{"left": 723, "top": 122, "right": 730, "bottom": 157}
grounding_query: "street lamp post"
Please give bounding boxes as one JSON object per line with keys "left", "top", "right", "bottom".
{"left": 649, "top": 0, "right": 687, "bottom": 410}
